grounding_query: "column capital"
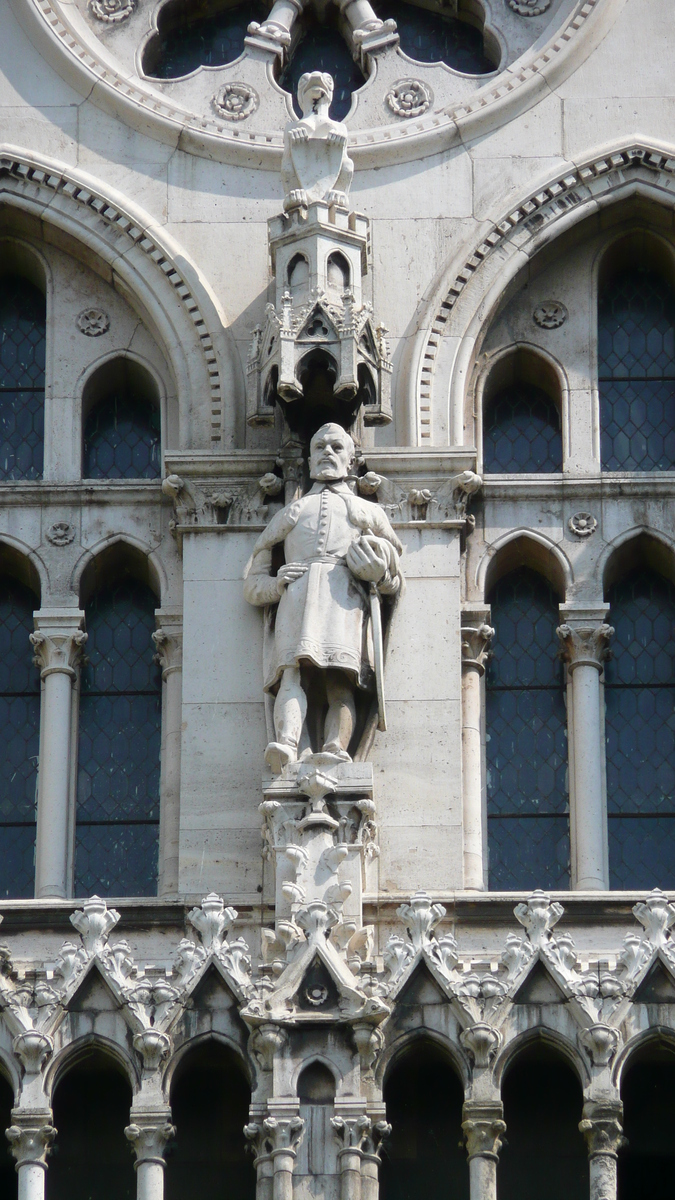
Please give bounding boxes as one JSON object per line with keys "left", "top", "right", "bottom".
{"left": 461, "top": 1103, "right": 505, "bottom": 1161}
{"left": 31, "top": 610, "right": 87, "bottom": 679}
{"left": 153, "top": 611, "right": 183, "bottom": 678}
{"left": 579, "top": 1102, "right": 625, "bottom": 1159}
{"left": 261, "top": 1115, "right": 305, "bottom": 1158}
{"left": 557, "top": 619, "right": 613, "bottom": 672}
{"left": 125, "top": 1111, "right": 175, "bottom": 1165}
{"left": 6, "top": 1110, "right": 56, "bottom": 1169}
{"left": 461, "top": 607, "right": 494, "bottom": 675}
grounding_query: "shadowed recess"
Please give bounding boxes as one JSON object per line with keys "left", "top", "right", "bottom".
{"left": 49, "top": 1051, "right": 135, "bottom": 1200}
{"left": 143, "top": 0, "right": 267, "bottom": 79}
{"left": 619, "top": 1045, "right": 675, "bottom": 1200}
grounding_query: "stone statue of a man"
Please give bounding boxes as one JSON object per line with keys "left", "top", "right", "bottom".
{"left": 244, "top": 423, "right": 403, "bottom": 774}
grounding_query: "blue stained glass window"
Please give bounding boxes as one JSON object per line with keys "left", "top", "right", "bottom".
{"left": 377, "top": 1, "right": 495, "bottom": 74}
{"left": 605, "top": 568, "right": 675, "bottom": 888}
{"left": 484, "top": 383, "right": 562, "bottom": 473}
{"left": 280, "top": 24, "right": 366, "bottom": 121}
{"left": 76, "top": 579, "right": 160, "bottom": 897}
{"left": 487, "top": 568, "right": 569, "bottom": 890}
{"left": 0, "top": 276, "right": 45, "bottom": 480}
{"left": 144, "top": 1, "right": 267, "bottom": 79}
{"left": 0, "top": 577, "right": 39, "bottom": 899}
{"left": 83, "top": 392, "right": 160, "bottom": 480}
{"left": 599, "top": 267, "right": 675, "bottom": 471}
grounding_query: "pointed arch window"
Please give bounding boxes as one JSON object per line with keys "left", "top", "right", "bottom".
{"left": 0, "top": 275, "right": 45, "bottom": 480}
{"left": 483, "top": 382, "right": 562, "bottom": 473}
{"left": 0, "top": 573, "right": 39, "bottom": 898}
{"left": 76, "top": 575, "right": 161, "bottom": 897}
{"left": 486, "top": 567, "right": 570, "bottom": 890}
{"left": 599, "top": 263, "right": 675, "bottom": 470}
{"left": 605, "top": 566, "right": 675, "bottom": 888}
{"left": 82, "top": 360, "right": 161, "bottom": 480}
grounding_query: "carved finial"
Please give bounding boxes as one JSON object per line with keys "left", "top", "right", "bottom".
{"left": 187, "top": 893, "right": 238, "bottom": 954}
{"left": 632, "top": 888, "right": 675, "bottom": 947}
{"left": 70, "top": 896, "right": 120, "bottom": 957}
{"left": 513, "top": 891, "right": 563, "bottom": 948}
{"left": 397, "top": 891, "right": 447, "bottom": 954}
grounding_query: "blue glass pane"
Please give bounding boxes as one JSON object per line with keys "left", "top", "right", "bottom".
{"left": 378, "top": 1, "right": 495, "bottom": 74}
{"left": 83, "top": 392, "right": 160, "bottom": 480}
{"left": 487, "top": 568, "right": 569, "bottom": 890}
{"left": 606, "top": 568, "right": 675, "bottom": 887}
{"left": 488, "top": 816, "right": 570, "bottom": 891}
{"left": 0, "top": 577, "right": 39, "bottom": 899}
{"left": 0, "top": 277, "right": 45, "bottom": 481}
{"left": 145, "top": 1, "right": 267, "bottom": 79}
{"left": 484, "top": 383, "right": 562, "bottom": 474}
{"left": 280, "top": 25, "right": 366, "bottom": 121}
{"left": 599, "top": 268, "right": 675, "bottom": 471}
{"left": 76, "top": 580, "right": 160, "bottom": 897}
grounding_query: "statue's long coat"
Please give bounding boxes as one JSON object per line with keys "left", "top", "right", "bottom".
{"left": 244, "top": 481, "right": 402, "bottom": 693}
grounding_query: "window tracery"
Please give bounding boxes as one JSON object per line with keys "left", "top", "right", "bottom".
{"left": 605, "top": 567, "right": 675, "bottom": 889}
{"left": 483, "top": 382, "right": 562, "bottom": 474}
{"left": 486, "top": 568, "right": 570, "bottom": 891}
{"left": 82, "top": 361, "right": 161, "bottom": 481}
{"left": 0, "top": 276, "right": 45, "bottom": 482}
{"left": 76, "top": 577, "right": 161, "bottom": 898}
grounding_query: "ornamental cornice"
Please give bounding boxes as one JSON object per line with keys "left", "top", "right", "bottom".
{"left": 12, "top": 0, "right": 622, "bottom": 169}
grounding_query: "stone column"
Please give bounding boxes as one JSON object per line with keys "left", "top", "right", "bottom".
{"left": 245, "top": 1122, "right": 275, "bottom": 1200}
{"left": 579, "top": 1103, "right": 625, "bottom": 1200}
{"left": 461, "top": 611, "right": 493, "bottom": 892}
{"left": 125, "top": 1113, "right": 175, "bottom": 1200}
{"left": 153, "top": 616, "right": 183, "bottom": 898}
{"left": 31, "top": 610, "right": 87, "bottom": 899}
{"left": 358, "top": 1120, "right": 390, "bottom": 1200}
{"left": 6, "top": 1111, "right": 56, "bottom": 1200}
{"left": 263, "top": 1116, "right": 304, "bottom": 1200}
{"left": 557, "top": 610, "right": 613, "bottom": 891}
{"left": 332, "top": 1116, "right": 370, "bottom": 1200}
{"left": 462, "top": 1103, "right": 505, "bottom": 1200}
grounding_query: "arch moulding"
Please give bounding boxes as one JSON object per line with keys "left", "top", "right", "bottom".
{"left": 410, "top": 143, "right": 675, "bottom": 447}
{"left": 0, "top": 147, "right": 242, "bottom": 449}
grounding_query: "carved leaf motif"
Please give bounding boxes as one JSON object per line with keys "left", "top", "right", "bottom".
{"left": 513, "top": 891, "right": 563, "bottom": 948}
{"left": 70, "top": 896, "right": 120, "bottom": 957}
{"left": 632, "top": 889, "right": 675, "bottom": 948}
{"left": 397, "top": 891, "right": 447, "bottom": 953}
{"left": 187, "top": 893, "right": 238, "bottom": 953}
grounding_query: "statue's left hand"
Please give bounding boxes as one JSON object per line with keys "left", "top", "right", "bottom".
{"left": 346, "top": 535, "right": 387, "bottom": 584}
{"left": 328, "top": 131, "right": 347, "bottom": 147}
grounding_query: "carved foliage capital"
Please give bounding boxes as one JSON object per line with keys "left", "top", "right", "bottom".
{"left": 13, "top": 1030, "right": 53, "bottom": 1075}
{"left": 6, "top": 1118, "right": 56, "bottom": 1168}
{"left": 556, "top": 623, "right": 613, "bottom": 671}
{"left": 262, "top": 1116, "right": 305, "bottom": 1156}
{"left": 579, "top": 1110, "right": 625, "bottom": 1158}
{"left": 461, "top": 623, "right": 494, "bottom": 673}
{"left": 462, "top": 1107, "right": 506, "bottom": 1161}
{"left": 152, "top": 627, "right": 183, "bottom": 676}
{"left": 30, "top": 627, "right": 87, "bottom": 678}
{"left": 578, "top": 1024, "right": 621, "bottom": 1067}
{"left": 460, "top": 1023, "right": 502, "bottom": 1069}
{"left": 125, "top": 1117, "right": 176, "bottom": 1164}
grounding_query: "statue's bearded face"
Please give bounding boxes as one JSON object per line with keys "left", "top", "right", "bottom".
{"left": 309, "top": 427, "right": 352, "bottom": 481}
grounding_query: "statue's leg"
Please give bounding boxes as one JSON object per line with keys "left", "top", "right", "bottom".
{"left": 323, "top": 669, "right": 356, "bottom": 759}
{"left": 266, "top": 667, "right": 307, "bottom": 773}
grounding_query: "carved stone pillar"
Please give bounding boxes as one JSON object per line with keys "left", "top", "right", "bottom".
{"left": 332, "top": 1116, "right": 371, "bottom": 1200}
{"left": 579, "top": 1103, "right": 625, "bottom": 1200}
{"left": 245, "top": 1122, "right": 275, "bottom": 1200}
{"left": 462, "top": 1103, "right": 505, "bottom": 1200}
{"left": 6, "top": 1111, "right": 56, "bottom": 1200}
{"left": 125, "top": 1112, "right": 175, "bottom": 1200}
{"left": 557, "top": 609, "right": 613, "bottom": 890}
{"left": 153, "top": 616, "right": 183, "bottom": 898}
{"left": 31, "top": 611, "right": 87, "bottom": 898}
{"left": 358, "top": 1120, "right": 390, "bottom": 1200}
{"left": 262, "top": 1116, "right": 304, "bottom": 1200}
{"left": 461, "top": 611, "right": 493, "bottom": 891}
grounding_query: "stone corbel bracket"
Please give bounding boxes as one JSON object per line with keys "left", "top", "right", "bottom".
{"left": 359, "top": 451, "right": 480, "bottom": 530}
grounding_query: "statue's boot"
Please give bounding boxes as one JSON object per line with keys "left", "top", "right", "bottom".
{"left": 264, "top": 741, "right": 297, "bottom": 775}
{"left": 320, "top": 740, "right": 351, "bottom": 763}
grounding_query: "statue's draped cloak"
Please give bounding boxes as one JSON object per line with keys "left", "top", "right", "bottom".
{"left": 244, "top": 482, "right": 402, "bottom": 693}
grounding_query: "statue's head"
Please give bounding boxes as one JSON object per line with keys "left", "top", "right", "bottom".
{"left": 309, "top": 422, "right": 354, "bottom": 482}
{"left": 298, "top": 72, "right": 334, "bottom": 117}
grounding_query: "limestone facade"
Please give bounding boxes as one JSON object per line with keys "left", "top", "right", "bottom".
{"left": 0, "top": 0, "right": 674, "bottom": 1197}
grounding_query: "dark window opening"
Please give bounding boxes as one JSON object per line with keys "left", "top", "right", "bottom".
{"left": 499, "top": 1047, "right": 587, "bottom": 1200}
{"left": 599, "top": 265, "right": 675, "bottom": 471}
{"left": 484, "top": 382, "right": 562, "bottom": 473}
{"left": 83, "top": 360, "right": 160, "bottom": 480}
{"left": 166, "top": 1042, "right": 254, "bottom": 1200}
{"left": 0, "top": 275, "right": 45, "bottom": 480}
{"left": 297, "top": 1062, "right": 337, "bottom": 1179}
{"left": 376, "top": 2, "right": 495, "bottom": 74}
{"left": 605, "top": 566, "right": 675, "bottom": 888}
{"left": 0, "top": 575, "right": 39, "bottom": 899}
{"left": 49, "top": 1052, "right": 135, "bottom": 1200}
{"left": 380, "top": 1045, "right": 468, "bottom": 1200}
{"left": 0, "top": 1073, "right": 15, "bottom": 1198}
{"left": 487, "top": 567, "right": 570, "bottom": 890}
{"left": 143, "top": 0, "right": 267, "bottom": 79}
{"left": 76, "top": 575, "right": 160, "bottom": 897}
{"left": 619, "top": 1046, "right": 675, "bottom": 1200}
{"left": 280, "top": 18, "right": 367, "bottom": 121}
